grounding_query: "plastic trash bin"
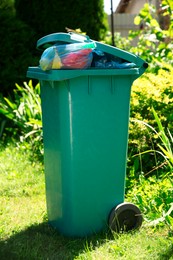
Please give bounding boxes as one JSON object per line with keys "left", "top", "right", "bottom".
{"left": 27, "top": 33, "right": 148, "bottom": 237}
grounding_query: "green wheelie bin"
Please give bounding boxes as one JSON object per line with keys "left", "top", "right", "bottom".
{"left": 27, "top": 32, "right": 148, "bottom": 237}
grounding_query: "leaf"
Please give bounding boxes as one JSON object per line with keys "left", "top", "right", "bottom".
{"left": 25, "top": 130, "right": 39, "bottom": 139}
{"left": 132, "top": 118, "right": 158, "bottom": 135}
{"left": 158, "top": 144, "right": 173, "bottom": 165}
{"left": 0, "top": 108, "right": 14, "bottom": 120}
{"left": 146, "top": 203, "right": 173, "bottom": 227}
{"left": 152, "top": 107, "right": 171, "bottom": 151}
{"left": 4, "top": 98, "right": 16, "bottom": 110}
{"left": 168, "top": 129, "right": 173, "bottom": 144}
{"left": 26, "top": 118, "right": 42, "bottom": 127}
{"left": 150, "top": 18, "right": 159, "bottom": 27}
{"left": 134, "top": 16, "right": 141, "bottom": 25}
{"left": 165, "top": 215, "right": 173, "bottom": 228}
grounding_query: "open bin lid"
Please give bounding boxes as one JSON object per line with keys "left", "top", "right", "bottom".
{"left": 37, "top": 33, "right": 91, "bottom": 50}
{"left": 27, "top": 32, "right": 148, "bottom": 81}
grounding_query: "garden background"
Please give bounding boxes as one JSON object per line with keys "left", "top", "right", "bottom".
{"left": 0, "top": 0, "right": 173, "bottom": 259}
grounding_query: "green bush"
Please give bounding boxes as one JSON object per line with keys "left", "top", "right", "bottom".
{"left": 15, "top": 0, "right": 108, "bottom": 41}
{"left": 129, "top": 2, "right": 173, "bottom": 66}
{"left": 105, "top": 2, "right": 173, "bottom": 71}
{"left": 126, "top": 174, "right": 173, "bottom": 228}
{"left": 128, "top": 63, "right": 173, "bottom": 177}
{"left": 0, "top": 81, "right": 42, "bottom": 159}
{"left": 0, "top": 7, "right": 38, "bottom": 94}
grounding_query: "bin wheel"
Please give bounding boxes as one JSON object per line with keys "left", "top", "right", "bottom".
{"left": 108, "top": 202, "right": 143, "bottom": 233}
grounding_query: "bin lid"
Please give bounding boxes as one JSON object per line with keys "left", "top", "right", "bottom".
{"left": 37, "top": 32, "right": 148, "bottom": 69}
{"left": 37, "top": 32, "right": 91, "bottom": 50}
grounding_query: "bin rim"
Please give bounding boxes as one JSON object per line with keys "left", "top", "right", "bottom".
{"left": 27, "top": 66, "right": 142, "bottom": 82}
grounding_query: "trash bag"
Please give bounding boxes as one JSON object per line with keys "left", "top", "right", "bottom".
{"left": 39, "top": 42, "right": 136, "bottom": 71}
{"left": 39, "top": 42, "right": 96, "bottom": 71}
{"left": 92, "top": 50, "right": 136, "bottom": 69}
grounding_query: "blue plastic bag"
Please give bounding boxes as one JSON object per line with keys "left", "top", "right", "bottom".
{"left": 92, "top": 50, "right": 136, "bottom": 69}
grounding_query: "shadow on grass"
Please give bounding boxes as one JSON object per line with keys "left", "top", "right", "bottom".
{"left": 0, "top": 222, "right": 112, "bottom": 260}
{"left": 1, "top": 223, "right": 173, "bottom": 260}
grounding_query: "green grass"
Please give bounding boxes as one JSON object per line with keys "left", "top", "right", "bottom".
{"left": 0, "top": 144, "right": 173, "bottom": 260}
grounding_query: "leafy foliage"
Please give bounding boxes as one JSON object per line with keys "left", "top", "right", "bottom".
{"left": 15, "top": 0, "right": 108, "bottom": 41}
{"left": 127, "top": 63, "right": 173, "bottom": 177}
{"left": 127, "top": 174, "right": 173, "bottom": 230}
{"left": 129, "top": 2, "right": 173, "bottom": 67}
{"left": 105, "top": 2, "right": 173, "bottom": 71}
{"left": 0, "top": 81, "right": 43, "bottom": 158}
{"left": 104, "top": 31, "right": 131, "bottom": 50}
{"left": 0, "top": 2, "right": 38, "bottom": 94}
{"left": 127, "top": 107, "right": 173, "bottom": 229}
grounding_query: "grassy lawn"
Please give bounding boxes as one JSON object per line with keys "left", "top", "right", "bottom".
{"left": 0, "top": 144, "right": 173, "bottom": 259}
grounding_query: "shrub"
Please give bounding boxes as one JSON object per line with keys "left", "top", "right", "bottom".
{"left": 0, "top": 81, "right": 42, "bottom": 158}
{"left": 105, "top": 2, "right": 173, "bottom": 72}
{"left": 128, "top": 63, "right": 173, "bottom": 177}
{"left": 15, "top": 0, "right": 108, "bottom": 41}
{"left": 0, "top": 3, "right": 38, "bottom": 94}
{"left": 129, "top": 2, "right": 173, "bottom": 66}
{"left": 126, "top": 174, "right": 173, "bottom": 228}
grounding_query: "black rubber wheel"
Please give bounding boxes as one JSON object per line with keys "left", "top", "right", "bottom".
{"left": 108, "top": 202, "right": 143, "bottom": 233}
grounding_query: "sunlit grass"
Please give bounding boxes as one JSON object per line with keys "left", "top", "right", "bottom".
{"left": 0, "top": 144, "right": 46, "bottom": 239}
